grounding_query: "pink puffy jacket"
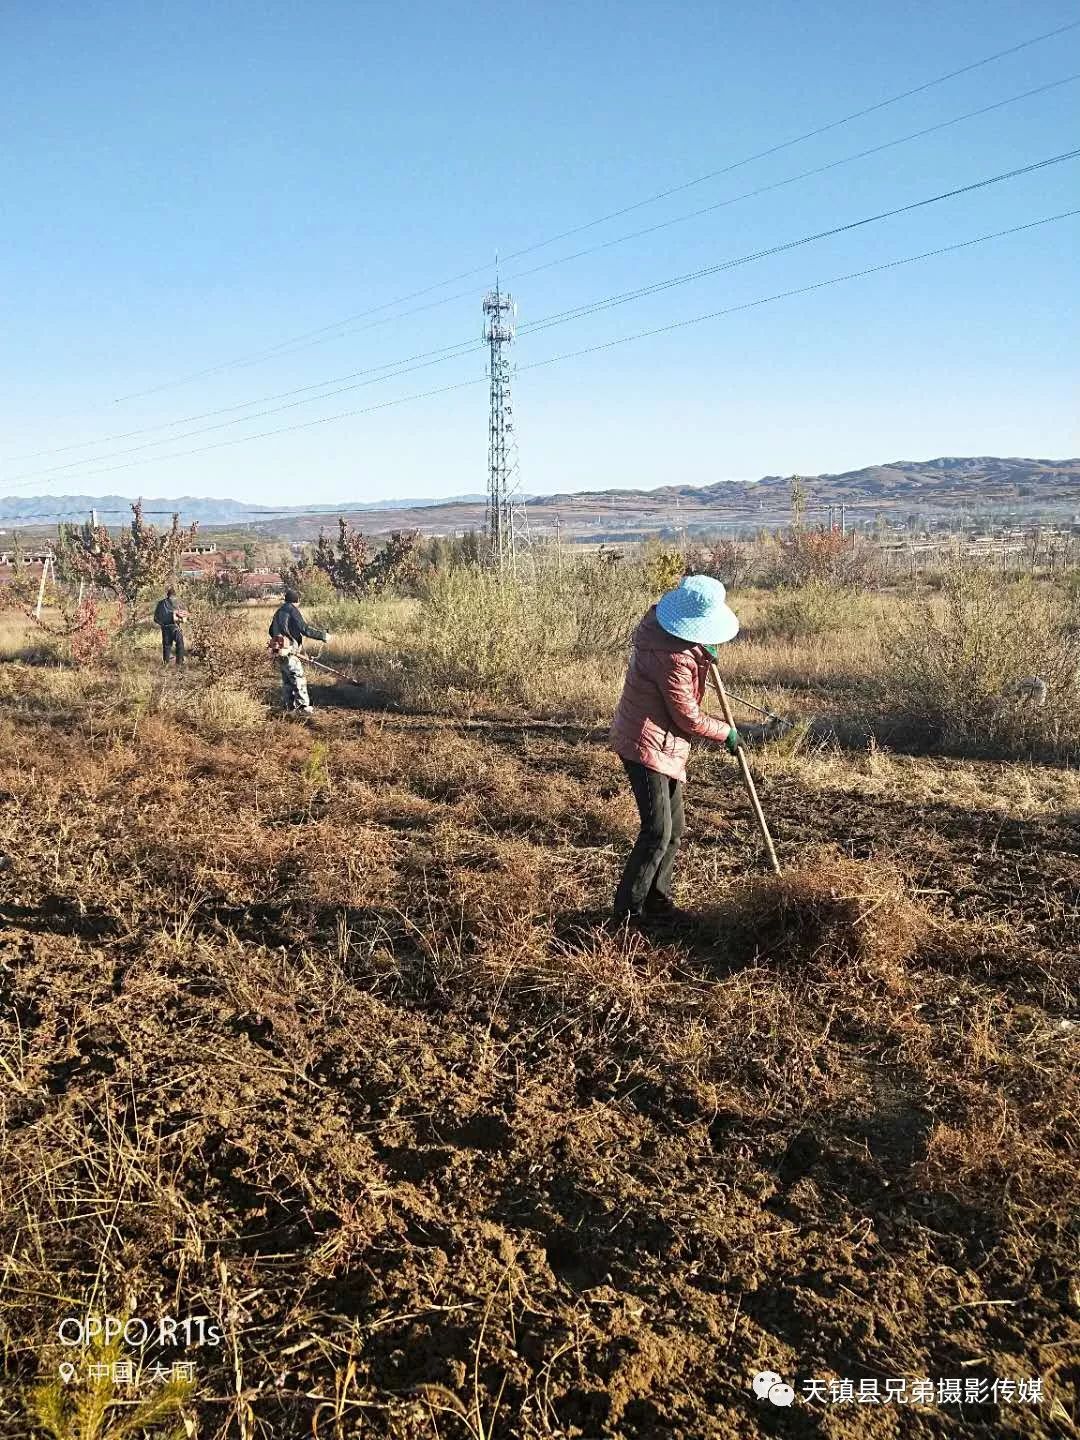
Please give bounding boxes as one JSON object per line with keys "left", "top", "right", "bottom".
{"left": 610, "top": 608, "right": 731, "bottom": 782}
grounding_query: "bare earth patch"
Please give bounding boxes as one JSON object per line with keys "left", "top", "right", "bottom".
{"left": 0, "top": 689, "right": 1077, "bottom": 1438}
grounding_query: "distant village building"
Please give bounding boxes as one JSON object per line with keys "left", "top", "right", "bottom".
{"left": 242, "top": 570, "right": 284, "bottom": 596}
{"left": 178, "top": 547, "right": 243, "bottom": 578}
{"left": 0, "top": 549, "right": 52, "bottom": 565}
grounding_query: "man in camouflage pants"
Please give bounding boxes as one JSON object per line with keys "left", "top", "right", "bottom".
{"left": 268, "top": 589, "right": 331, "bottom": 716}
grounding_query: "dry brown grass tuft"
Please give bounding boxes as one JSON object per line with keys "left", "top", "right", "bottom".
{"left": 705, "top": 855, "right": 924, "bottom": 987}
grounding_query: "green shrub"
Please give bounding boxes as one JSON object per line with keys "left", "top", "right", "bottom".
{"left": 382, "top": 553, "right": 661, "bottom": 710}
{"left": 881, "top": 570, "right": 1080, "bottom": 757}
{"left": 641, "top": 542, "right": 685, "bottom": 597}
{"left": 310, "top": 597, "right": 386, "bottom": 634}
{"left": 763, "top": 581, "right": 868, "bottom": 640}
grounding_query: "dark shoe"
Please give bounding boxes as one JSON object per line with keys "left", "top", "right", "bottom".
{"left": 643, "top": 896, "right": 696, "bottom": 926}
{"left": 610, "top": 906, "right": 645, "bottom": 929}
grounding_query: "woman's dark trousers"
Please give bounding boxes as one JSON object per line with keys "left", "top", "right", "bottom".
{"left": 614, "top": 759, "right": 685, "bottom": 917}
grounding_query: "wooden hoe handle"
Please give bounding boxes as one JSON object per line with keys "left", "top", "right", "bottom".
{"left": 708, "top": 662, "right": 782, "bottom": 876}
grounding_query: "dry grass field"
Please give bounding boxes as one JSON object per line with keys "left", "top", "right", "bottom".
{"left": 0, "top": 570, "right": 1077, "bottom": 1439}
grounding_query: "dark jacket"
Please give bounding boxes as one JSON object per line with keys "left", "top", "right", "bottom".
{"left": 154, "top": 597, "right": 184, "bottom": 630}
{"left": 610, "top": 608, "right": 730, "bottom": 782}
{"left": 269, "top": 602, "right": 327, "bottom": 648}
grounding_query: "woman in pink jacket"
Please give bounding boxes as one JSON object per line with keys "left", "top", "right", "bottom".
{"left": 610, "top": 574, "right": 766, "bottom": 924}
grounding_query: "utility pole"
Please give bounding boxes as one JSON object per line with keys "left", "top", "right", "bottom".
{"left": 34, "top": 554, "right": 52, "bottom": 620}
{"left": 483, "top": 279, "right": 520, "bottom": 571}
{"left": 789, "top": 475, "right": 806, "bottom": 532}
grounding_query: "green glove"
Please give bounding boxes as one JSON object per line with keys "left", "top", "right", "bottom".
{"left": 725, "top": 726, "right": 741, "bottom": 756}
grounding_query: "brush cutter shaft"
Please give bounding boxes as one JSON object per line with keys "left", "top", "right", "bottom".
{"left": 708, "top": 663, "right": 782, "bottom": 875}
{"left": 724, "top": 687, "right": 783, "bottom": 723}
{"left": 305, "top": 653, "right": 363, "bottom": 686}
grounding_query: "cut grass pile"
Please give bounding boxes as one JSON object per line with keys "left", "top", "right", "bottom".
{"left": 706, "top": 857, "right": 923, "bottom": 980}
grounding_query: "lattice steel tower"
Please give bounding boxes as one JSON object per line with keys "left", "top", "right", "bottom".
{"left": 483, "top": 281, "right": 519, "bottom": 570}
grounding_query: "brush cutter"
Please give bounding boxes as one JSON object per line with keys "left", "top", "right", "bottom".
{"left": 708, "top": 661, "right": 782, "bottom": 875}
{"left": 723, "top": 687, "right": 788, "bottom": 727}
{"left": 304, "top": 652, "right": 366, "bottom": 687}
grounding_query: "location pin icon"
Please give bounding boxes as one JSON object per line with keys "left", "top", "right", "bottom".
{"left": 58, "top": 1362, "right": 76, "bottom": 1384}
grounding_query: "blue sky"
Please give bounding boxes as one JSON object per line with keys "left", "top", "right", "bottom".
{"left": 1, "top": 0, "right": 1078, "bottom": 509}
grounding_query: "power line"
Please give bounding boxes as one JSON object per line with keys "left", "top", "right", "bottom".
{"left": 518, "top": 147, "right": 1080, "bottom": 335}
{"left": 506, "top": 73, "right": 1080, "bottom": 288}
{"left": 4, "top": 336, "right": 487, "bottom": 462}
{"left": 16, "top": 208, "right": 1076, "bottom": 487}
{"left": 5, "top": 145, "right": 1077, "bottom": 487}
{"left": 234, "top": 67, "right": 1080, "bottom": 375}
{"left": 499, "top": 21, "right": 1080, "bottom": 257}
{"left": 2, "top": 346, "right": 486, "bottom": 483}
{"left": 15, "top": 69, "right": 1073, "bottom": 470}
{"left": 154, "top": 69, "right": 1080, "bottom": 380}
{"left": 104, "top": 16, "right": 1080, "bottom": 402}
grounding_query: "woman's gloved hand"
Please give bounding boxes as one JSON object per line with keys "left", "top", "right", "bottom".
{"left": 724, "top": 726, "right": 741, "bottom": 755}
{"left": 736, "top": 718, "right": 794, "bottom": 743}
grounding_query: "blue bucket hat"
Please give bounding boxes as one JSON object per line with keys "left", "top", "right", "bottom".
{"left": 655, "top": 574, "right": 740, "bottom": 646}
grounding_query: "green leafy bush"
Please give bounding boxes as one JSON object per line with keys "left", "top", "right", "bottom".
{"left": 389, "top": 553, "right": 661, "bottom": 708}
{"left": 763, "top": 581, "right": 868, "bottom": 640}
{"left": 881, "top": 569, "right": 1080, "bottom": 757}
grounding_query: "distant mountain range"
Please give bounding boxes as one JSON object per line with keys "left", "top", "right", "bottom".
{"left": 0, "top": 492, "right": 492, "bottom": 525}
{"left": 530, "top": 456, "right": 1080, "bottom": 509}
{"left": 2, "top": 458, "right": 1077, "bottom": 530}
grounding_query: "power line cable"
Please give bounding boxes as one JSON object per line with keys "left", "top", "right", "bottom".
{"left": 221, "top": 69, "right": 1080, "bottom": 374}
{"left": 499, "top": 22, "right": 1080, "bottom": 256}
{"left": 517, "top": 146, "right": 1080, "bottom": 334}
{"left": 105, "top": 17, "right": 1080, "bottom": 402}
{"left": 507, "top": 73, "right": 1080, "bottom": 286}
{"left": 18, "top": 208, "right": 1077, "bottom": 487}
{"left": 123, "top": 67, "right": 1080, "bottom": 382}
{"left": 56, "top": 68, "right": 1075, "bottom": 432}
{"left": 6, "top": 337, "right": 488, "bottom": 462}
{"left": 5, "top": 146, "right": 1076, "bottom": 487}
{"left": 11, "top": 68, "right": 1075, "bottom": 472}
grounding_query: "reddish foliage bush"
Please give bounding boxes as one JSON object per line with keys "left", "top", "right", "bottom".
{"left": 682, "top": 538, "right": 757, "bottom": 591}
{"left": 25, "top": 591, "right": 126, "bottom": 667}
{"left": 56, "top": 502, "right": 198, "bottom": 611}
{"left": 768, "top": 527, "right": 879, "bottom": 588}
{"left": 314, "top": 520, "right": 419, "bottom": 598}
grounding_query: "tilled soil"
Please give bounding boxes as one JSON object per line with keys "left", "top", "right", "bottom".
{"left": 0, "top": 694, "right": 1077, "bottom": 1439}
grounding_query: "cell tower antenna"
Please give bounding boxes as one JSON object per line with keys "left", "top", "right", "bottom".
{"left": 483, "top": 278, "right": 520, "bottom": 571}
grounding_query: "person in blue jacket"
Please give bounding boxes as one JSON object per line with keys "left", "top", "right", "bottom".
{"left": 268, "top": 589, "right": 332, "bottom": 715}
{"left": 153, "top": 588, "right": 187, "bottom": 665}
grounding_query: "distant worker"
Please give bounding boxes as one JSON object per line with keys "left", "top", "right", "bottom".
{"left": 268, "top": 588, "right": 332, "bottom": 717}
{"left": 609, "top": 575, "right": 782, "bottom": 925}
{"left": 153, "top": 587, "right": 188, "bottom": 666}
